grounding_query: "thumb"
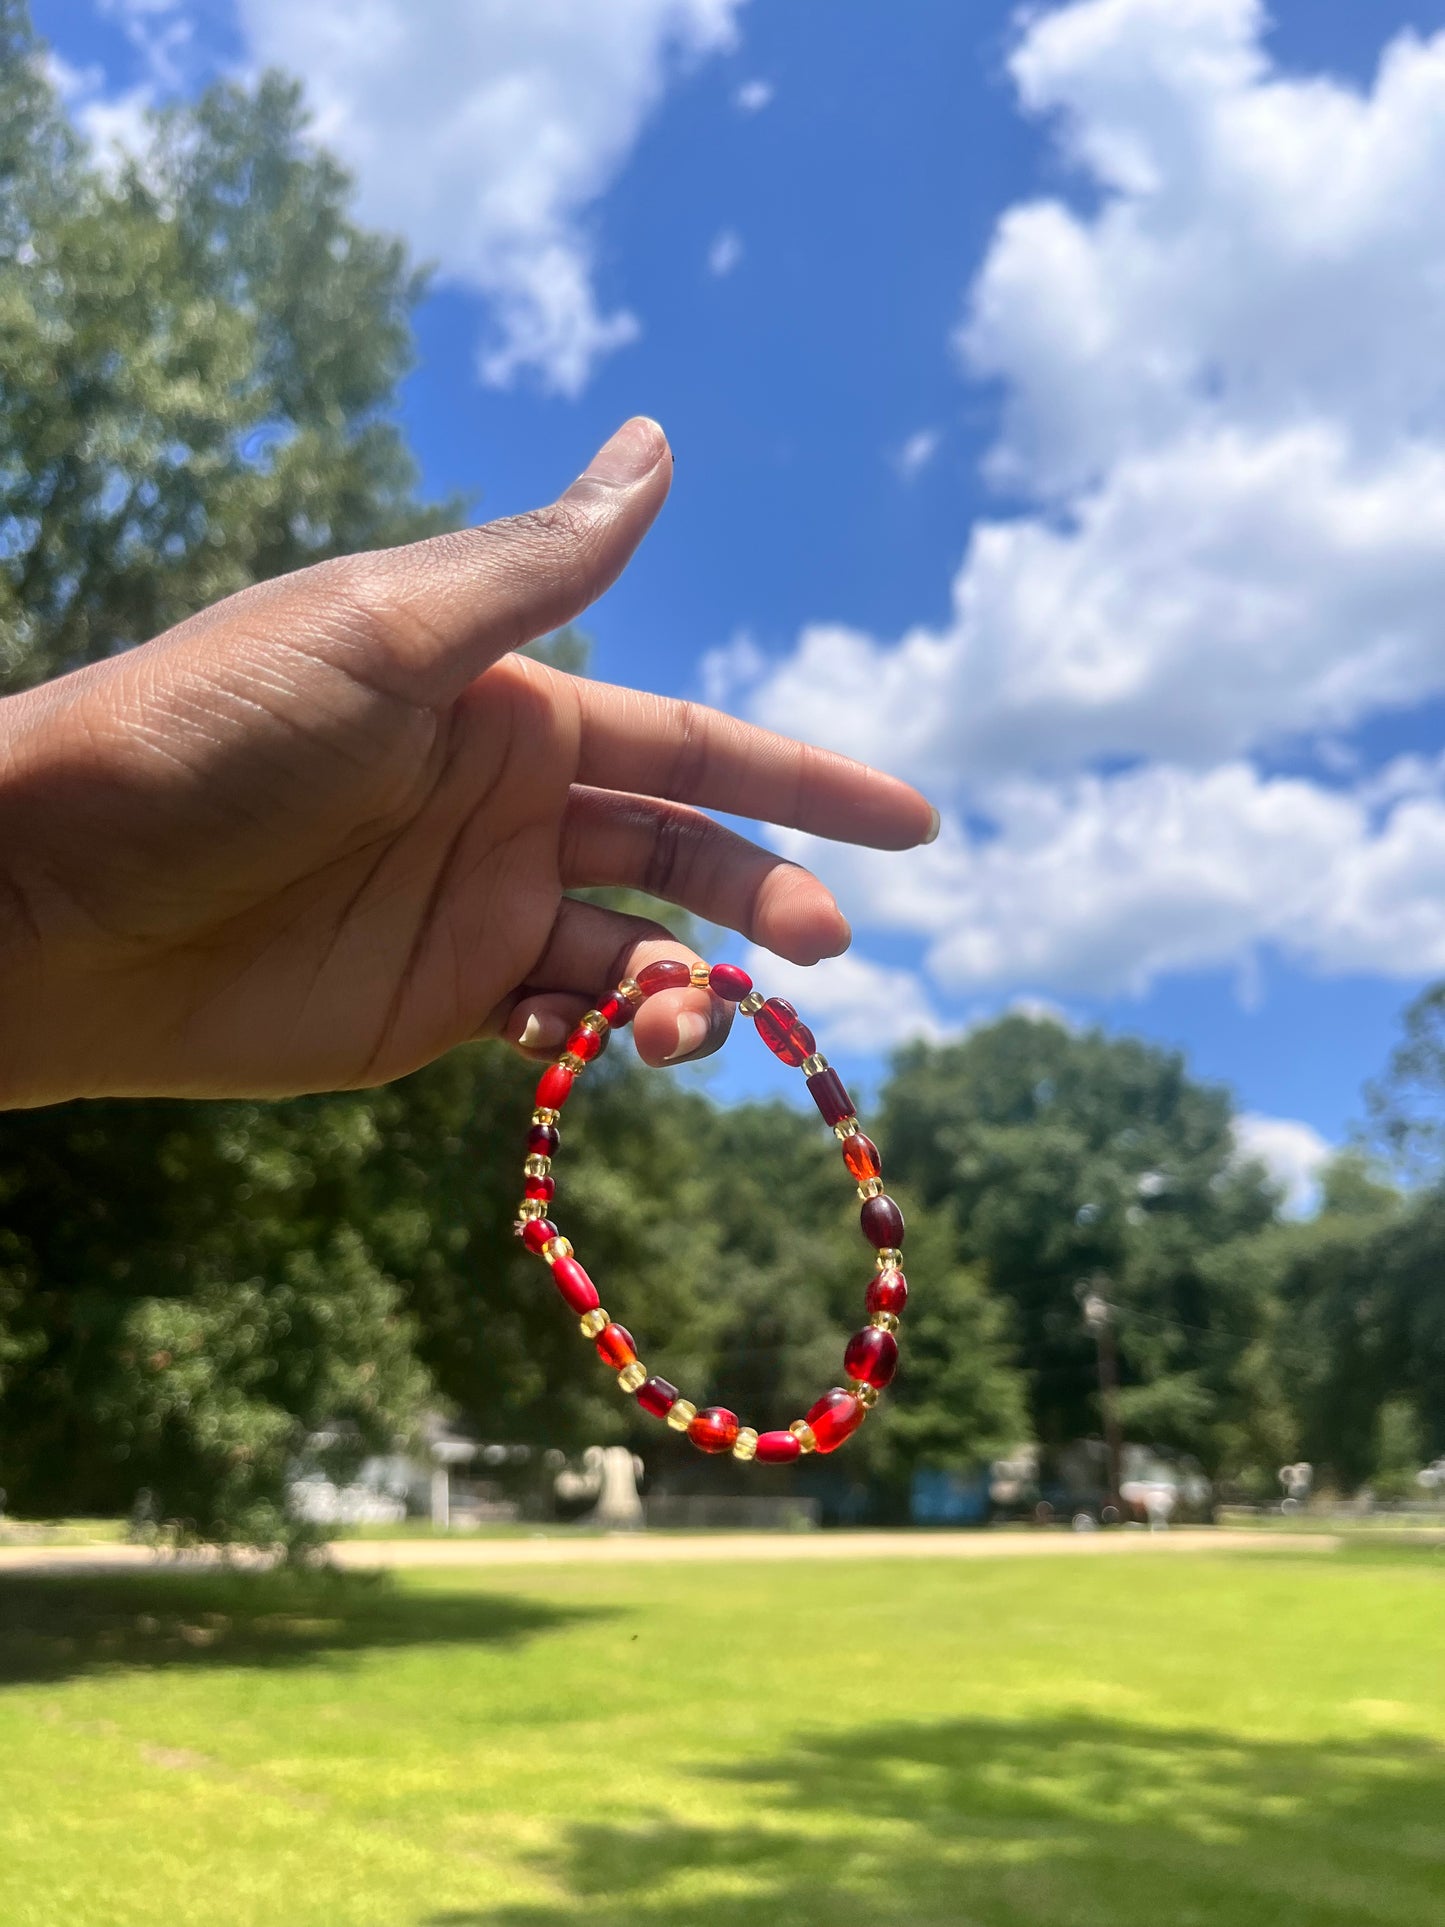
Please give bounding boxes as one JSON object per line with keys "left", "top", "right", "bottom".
{"left": 338, "top": 417, "right": 672, "bottom": 705}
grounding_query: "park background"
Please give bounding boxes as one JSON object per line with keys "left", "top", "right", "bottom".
{"left": 2, "top": 1, "right": 1445, "bottom": 1922}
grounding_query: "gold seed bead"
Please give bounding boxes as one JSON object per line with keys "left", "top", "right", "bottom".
{"left": 524, "top": 1152, "right": 552, "bottom": 1179}
{"left": 542, "top": 1235, "right": 573, "bottom": 1264}
{"left": 666, "top": 1398, "right": 697, "bottom": 1432}
{"left": 579, "top": 1307, "right": 608, "bottom": 1338}
{"left": 618, "top": 977, "right": 642, "bottom": 1005}
{"left": 732, "top": 1426, "right": 759, "bottom": 1462}
{"left": 738, "top": 990, "right": 765, "bottom": 1016}
{"left": 857, "top": 1177, "right": 885, "bottom": 1201}
{"left": 875, "top": 1248, "right": 903, "bottom": 1270}
{"left": 832, "top": 1115, "right": 861, "bottom": 1140}
{"left": 617, "top": 1361, "right": 648, "bottom": 1394}
{"left": 558, "top": 1050, "right": 587, "bottom": 1074}
{"left": 801, "top": 1052, "right": 828, "bottom": 1078}
{"left": 579, "top": 1009, "right": 608, "bottom": 1034}
{"left": 690, "top": 959, "right": 713, "bottom": 988}
{"left": 789, "top": 1420, "right": 818, "bottom": 1454}
{"left": 532, "top": 1107, "right": 560, "bottom": 1127}
{"left": 517, "top": 1198, "right": 546, "bottom": 1222}
{"left": 850, "top": 1381, "right": 880, "bottom": 1407}
{"left": 870, "top": 1310, "right": 900, "bottom": 1334}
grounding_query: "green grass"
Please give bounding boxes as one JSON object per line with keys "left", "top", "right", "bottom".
{"left": 0, "top": 1546, "right": 1442, "bottom": 1925}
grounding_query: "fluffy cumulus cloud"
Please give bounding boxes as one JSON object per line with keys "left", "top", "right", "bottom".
{"left": 1233, "top": 1112, "right": 1333, "bottom": 1217}
{"left": 720, "top": 0, "right": 1445, "bottom": 1003}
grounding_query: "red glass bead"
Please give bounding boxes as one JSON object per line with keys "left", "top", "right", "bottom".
{"left": 596, "top": 992, "right": 633, "bottom": 1028}
{"left": 754, "top": 997, "right": 816, "bottom": 1067}
{"left": 527, "top": 1123, "right": 560, "bottom": 1157}
{"left": 595, "top": 1322, "right": 637, "bottom": 1371}
{"left": 861, "top": 1194, "right": 906, "bottom": 1249}
{"left": 805, "top": 1388, "right": 866, "bottom": 1455}
{"left": 841, "top": 1132, "right": 882, "bottom": 1183}
{"left": 565, "top": 1025, "right": 605, "bottom": 1064}
{"left": 844, "top": 1326, "right": 899, "bottom": 1389}
{"left": 688, "top": 1406, "right": 740, "bottom": 1454}
{"left": 521, "top": 1217, "right": 557, "bottom": 1254}
{"left": 866, "top": 1269, "right": 908, "bottom": 1316}
{"left": 709, "top": 963, "right": 753, "bottom": 1001}
{"left": 551, "top": 1256, "right": 599, "bottom": 1314}
{"left": 536, "top": 1064, "right": 575, "bottom": 1111}
{"left": 636, "top": 1376, "right": 680, "bottom": 1418}
{"left": 807, "top": 1067, "right": 853, "bottom": 1127}
{"left": 523, "top": 1174, "right": 555, "bottom": 1204}
{"left": 755, "top": 1430, "right": 802, "bottom": 1464}
{"left": 636, "top": 959, "right": 693, "bottom": 997}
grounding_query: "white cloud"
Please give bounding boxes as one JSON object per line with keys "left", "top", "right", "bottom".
{"left": 734, "top": 77, "right": 773, "bottom": 112}
{"left": 1234, "top": 1112, "right": 1333, "bottom": 1217}
{"left": 234, "top": 0, "right": 748, "bottom": 396}
{"left": 893, "top": 428, "right": 941, "bottom": 482}
{"left": 707, "top": 227, "right": 744, "bottom": 277}
{"left": 739, "top": 946, "right": 948, "bottom": 1055}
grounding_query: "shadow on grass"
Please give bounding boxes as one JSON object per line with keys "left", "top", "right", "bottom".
{"left": 0, "top": 1567, "right": 604, "bottom": 1685}
{"left": 431, "top": 1712, "right": 1445, "bottom": 1927}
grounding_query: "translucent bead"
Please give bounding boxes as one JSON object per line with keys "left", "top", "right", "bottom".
{"left": 636, "top": 959, "right": 692, "bottom": 996}
{"left": 861, "top": 1194, "right": 905, "bottom": 1250}
{"left": 875, "top": 1247, "right": 903, "bottom": 1271}
{"left": 732, "top": 1427, "right": 759, "bottom": 1462}
{"left": 579, "top": 1009, "right": 608, "bottom": 1034}
{"left": 595, "top": 1322, "right": 637, "bottom": 1371}
{"left": 800, "top": 1052, "right": 828, "bottom": 1078}
{"left": 845, "top": 1326, "right": 899, "bottom": 1388}
{"left": 596, "top": 992, "right": 633, "bottom": 1028}
{"left": 690, "top": 960, "right": 713, "bottom": 988}
{"left": 558, "top": 1050, "right": 587, "bottom": 1074}
{"left": 869, "top": 1310, "right": 901, "bottom": 1334}
{"left": 857, "top": 1177, "right": 885, "bottom": 1200}
{"left": 532, "top": 1107, "right": 560, "bottom": 1127}
{"left": 617, "top": 1361, "right": 648, "bottom": 1394}
{"left": 637, "top": 1376, "right": 679, "bottom": 1418}
{"left": 524, "top": 1174, "right": 556, "bottom": 1204}
{"left": 551, "top": 1256, "right": 600, "bottom": 1314}
{"left": 516, "top": 1198, "right": 546, "bottom": 1223}
{"left": 851, "top": 1382, "right": 880, "bottom": 1408}
{"left": 521, "top": 1217, "right": 557, "bottom": 1254}
{"left": 808, "top": 1068, "right": 855, "bottom": 1128}
{"left": 738, "top": 990, "right": 765, "bottom": 1016}
{"left": 536, "top": 1064, "right": 575, "bottom": 1112}
{"left": 564, "top": 1025, "right": 605, "bottom": 1064}
{"left": 805, "top": 1388, "right": 866, "bottom": 1454}
{"left": 832, "top": 1116, "right": 861, "bottom": 1140}
{"left": 542, "top": 1235, "right": 573, "bottom": 1264}
{"left": 688, "top": 1406, "right": 740, "bottom": 1454}
{"left": 666, "top": 1398, "right": 698, "bottom": 1432}
{"left": 756, "top": 1430, "right": 803, "bottom": 1464}
{"left": 524, "top": 1152, "right": 552, "bottom": 1179}
{"left": 866, "top": 1269, "right": 908, "bottom": 1317}
{"left": 579, "top": 1307, "right": 609, "bottom": 1339}
{"left": 788, "top": 1420, "right": 818, "bottom": 1454}
{"left": 840, "top": 1132, "right": 882, "bottom": 1183}
{"left": 709, "top": 963, "right": 753, "bottom": 1001}
{"left": 527, "top": 1123, "right": 560, "bottom": 1158}
{"left": 617, "top": 977, "right": 642, "bottom": 1004}
{"left": 755, "top": 997, "right": 816, "bottom": 1067}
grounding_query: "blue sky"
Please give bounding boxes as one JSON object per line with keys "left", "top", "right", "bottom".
{"left": 33, "top": 0, "right": 1445, "bottom": 1205}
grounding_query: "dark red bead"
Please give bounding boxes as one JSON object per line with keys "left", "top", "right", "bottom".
{"left": 687, "top": 1406, "right": 740, "bottom": 1454}
{"left": 595, "top": 1322, "right": 637, "bottom": 1371}
{"left": 805, "top": 1388, "right": 866, "bottom": 1455}
{"left": 521, "top": 1217, "right": 557, "bottom": 1254}
{"left": 709, "top": 963, "right": 753, "bottom": 1001}
{"left": 755, "top": 1430, "right": 802, "bottom": 1464}
{"left": 866, "top": 1269, "right": 908, "bottom": 1316}
{"left": 845, "top": 1326, "right": 899, "bottom": 1389}
{"left": 841, "top": 1133, "right": 881, "bottom": 1183}
{"left": 861, "top": 1194, "right": 905, "bottom": 1249}
{"left": 523, "top": 1174, "right": 555, "bottom": 1204}
{"left": 551, "top": 1256, "right": 599, "bottom": 1314}
{"left": 807, "top": 1067, "right": 853, "bottom": 1127}
{"left": 596, "top": 992, "right": 633, "bottom": 1028}
{"left": 527, "top": 1123, "right": 560, "bottom": 1156}
{"left": 754, "top": 997, "right": 816, "bottom": 1067}
{"left": 636, "top": 959, "right": 693, "bottom": 997}
{"left": 636, "top": 1376, "right": 680, "bottom": 1418}
{"left": 565, "top": 1024, "right": 606, "bottom": 1064}
{"left": 536, "top": 1064, "right": 575, "bottom": 1111}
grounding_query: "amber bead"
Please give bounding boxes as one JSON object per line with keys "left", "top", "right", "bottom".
{"left": 833, "top": 1116, "right": 860, "bottom": 1140}
{"left": 579, "top": 1307, "right": 609, "bottom": 1338}
{"left": 527, "top": 1123, "right": 560, "bottom": 1158}
{"left": 866, "top": 1269, "right": 908, "bottom": 1317}
{"left": 636, "top": 1376, "right": 680, "bottom": 1418}
{"left": 875, "top": 1247, "right": 903, "bottom": 1270}
{"left": 801, "top": 1052, "right": 828, "bottom": 1078}
{"left": 596, "top": 991, "right": 633, "bottom": 1028}
{"left": 853, "top": 1382, "right": 880, "bottom": 1407}
{"left": 524, "top": 1174, "right": 556, "bottom": 1204}
{"left": 688, "top": 1406, "right": 740, "bottom": 1454}
{"left": 536, "top": 1064, "right": 575, "bottom": 1112}
{"left": 805, "top": 1388, "right": 866, "bottom": 1454}
{"left": 551, "top": 1256, "right": 600, "bottom": 1314}
{"left": 754, "top": 997, "right": 817, "bottom": 1067}
{"left": 532, "top": 1107, "right": 560, "bottom": 1127}
{"left": 617, "top": 1360, "right": 648, "bottom": 1394}
{"left": 861, "top": 1195, "right": 906, "bottom": 1249}
{"left": 755, "top": 1430, "right": 802, "bottom": 1464}
{"left": 709, "top": 963, "right": 753, "bottom": 1001}
{"left": 521, "top": 1217, "right": 557, "bottom": 1254}
{"left": 870, "top": 1310, "right": 901, "bottom": 1334}
{"left": 523, "top": 1152, "right": 552, "bottom": 1180}
{"left": 636, "top": 959, "right": 692, "bottom": 996}
{"left": 733, "top": 1427, "right": 759, "bottom": 1462}
{"left": 690, "top": 960, "right": 713, "bottom": 988}
{"left": 844, "top": 1326, "right": 899, "bottom": 1389}
{"left": 807, "top": 1067, "right": 854, "bottom": 1128}
{"left": 542, "top": 1235, "right": 573, "bottom": 1264}
{"left": 789, "top": 1420, "right": 818, "bottom": 1454}
{"left": 738, "top": 990, "right": 765, "bottom": 1016}
{"left": 666, "top": 1398, "right": 698, "bottom": 1432}
{"left": 595, "top": 1322, "right": 637, "bottom": 1371}
{"left": 857, "top": 1177, "right": 885, "bottom": 1200}
{"left": 558, "top": 1050, "right": 587, "bottom": 1074}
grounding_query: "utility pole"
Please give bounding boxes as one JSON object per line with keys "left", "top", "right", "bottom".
{"left": 1081, "top": 1285, "right": 1124, "bottom": 1522}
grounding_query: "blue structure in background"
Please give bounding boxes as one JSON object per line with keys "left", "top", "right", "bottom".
{"left": 910, "top": 1466, "right": 990, "bottom": 1525}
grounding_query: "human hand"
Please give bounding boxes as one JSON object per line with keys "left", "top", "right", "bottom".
{"left": 0, "top": 418, "right": 936, "bottom": 1108}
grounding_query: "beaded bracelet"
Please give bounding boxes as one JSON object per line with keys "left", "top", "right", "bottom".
{"left": 512, "top": 958, "right": 907, "bottom": 1463}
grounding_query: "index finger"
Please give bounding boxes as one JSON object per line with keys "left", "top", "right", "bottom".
{"left": 572, "top": 682, "right": 940, "bottom": 850}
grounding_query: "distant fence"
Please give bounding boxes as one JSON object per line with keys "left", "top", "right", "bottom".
{"left": 643, "top": 1495, "right": 821, "bottom": 1532}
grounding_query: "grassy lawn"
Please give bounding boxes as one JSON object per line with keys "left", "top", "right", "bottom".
{"left": 0, "top": 1546, "right": 1441, "bottom": 1925}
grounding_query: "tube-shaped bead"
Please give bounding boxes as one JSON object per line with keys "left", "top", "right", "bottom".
{"left": 636, "top": 1376, "right": 679, "bottom": 1418}
{"left": 807, "top": 1067, "right": 854, "bottom": 1128}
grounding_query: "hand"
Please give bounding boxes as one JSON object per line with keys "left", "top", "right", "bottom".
{"left": 0, "top": 418, "right": 936, "bottom": 1108}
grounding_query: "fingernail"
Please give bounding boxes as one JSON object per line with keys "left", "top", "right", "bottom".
{"left": 580, "top": 417, "right": 668, "bottom": 488}
{"left": 664, "top": 1010, "right": 711, "bottom": 1063}
{"left": 519, "top": 1012, "right": 565, "bottom": 1050}
{"left": 923, "top": 806, "right": 941, "bottom": 845}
